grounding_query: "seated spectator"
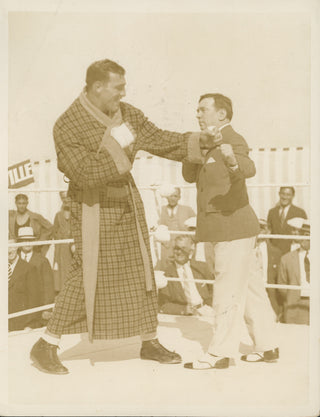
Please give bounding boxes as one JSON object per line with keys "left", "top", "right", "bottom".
{"left": 267, "top": 187, "right": 307, "bottom": 255}
{"left": 9, "top": 193, "right": 54, "bottom": 256}
{"left": 53, "top": 200, "right": 75, "bottom": 294}
{"left": 157, "top": 184, "right": 195, "bottom": 266}
{"left": 8, "top": 239, "right": 41, "bottom": 331}
{"left": 156, "top": 235, "right": 214, "bottom": 316}
{"left": 18, "top": 227, "right": 55, "bottom": 325}
{"left": 256, "top": 219, "right": 283, "bottom": 319}
{"left": 277, "top": 218, "right": 310, "bottom": 325}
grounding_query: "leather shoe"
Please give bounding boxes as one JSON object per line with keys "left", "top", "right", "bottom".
{"left": 30, "top": 337, "right": 69, "bottom": 374}
{"left": 140, "top": 339, "right": 182, "bottom": 364}
{"left": 241, "top": 347, "right": 279, "bottom": 363}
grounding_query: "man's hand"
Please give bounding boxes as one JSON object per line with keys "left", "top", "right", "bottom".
{"left": 200, "top": 126, "right": 223, "bottom": 151}
{"left": 220, "top": 143, "right": 238, "bottom": 167}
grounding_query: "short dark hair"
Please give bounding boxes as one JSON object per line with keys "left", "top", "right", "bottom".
{"left": 15, "top": 193, "right": 28, "bottom": 203}
{"left": 199, "top": 93, "right": 233, "bottom": 120}
{"left": 86, "top": 59, "right": 126, "bottom": 90}
{"left": 279, "top": 186, "right": 295, "bottom": 196}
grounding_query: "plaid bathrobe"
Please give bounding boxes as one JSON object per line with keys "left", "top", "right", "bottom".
{"left": 47, "top": 93, "right": 202, "bottom": 340}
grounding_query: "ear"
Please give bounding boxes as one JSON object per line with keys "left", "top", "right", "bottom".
{"left": 93, "top": 80, "right": 104, "bottom": 93}
{"left": 218, "top": 108, "right": 227, "bottom": 121}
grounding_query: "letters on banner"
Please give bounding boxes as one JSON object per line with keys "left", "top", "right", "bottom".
{"left": 8, "top": 159, "right": 35, "bottom": 189}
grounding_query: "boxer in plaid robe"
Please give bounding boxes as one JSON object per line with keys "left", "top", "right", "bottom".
{"left": 30, "top": 59, "right": 215, "bottom": 374}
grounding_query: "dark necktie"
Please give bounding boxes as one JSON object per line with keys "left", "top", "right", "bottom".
{"left": 304, "top": 252, "right": 310, "bottom": 283}
{"left": 279, "top": 207, "right": 286, "bottom": 226}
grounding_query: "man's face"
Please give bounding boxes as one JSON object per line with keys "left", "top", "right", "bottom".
{"left": 15, "top": 198, "right": 28, "bottom": 214}
{"left": 279, "top": 188, "right": 294, "bottom": 207}
{"left": 167, "top": 190, "right": 180, "bottom": 208}
{"left": 21, "top": 245, "right": 33, "bottom": 254}
{"left": 196, "top": 98, "right": 221, "bottom": 131}
{"left": 8, "top": 247, "right": 18, "bottom": 263}
{"left": 173, "top": 238, "right": 194, "bottom": 265}
{"left": 99, "top": 72, "right": 126, "bottom": 115}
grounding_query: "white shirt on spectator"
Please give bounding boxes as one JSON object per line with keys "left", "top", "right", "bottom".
{"left": 20, "top": 251, "right": 33, "bottom": 263}
{"left": 175, "top": 261, "right": 203, "bottom": 307}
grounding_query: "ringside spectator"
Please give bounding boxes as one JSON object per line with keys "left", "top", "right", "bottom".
{"left": 267, "top": 187, "right": 307, "bottom": 255}
{"left": 9, "top": 193, "right": 54, "bottom": 256}
{"left": 277, "top": 218, "right": 310, "bottom": 325}
{"left": 156, "top": 235, "right": 213, "bottom": 316}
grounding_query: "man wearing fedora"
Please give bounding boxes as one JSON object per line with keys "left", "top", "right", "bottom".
{"left": 277, "top": 218, "right": 311, "bottom": 325}
{"left": 18, "top": 227, "right": 55, "bottom": 324}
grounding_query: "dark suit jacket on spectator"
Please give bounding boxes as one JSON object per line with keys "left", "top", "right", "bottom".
{"left": 29, "top": 252, "right": 55, "bottom": 305}
{"left": 267, "top": 204, "right": 307, "bottom": 255}
{"left": 158, "top": 259, "right": 213, "bottom": 315}
{"left": 277, "top": 249, "right": 309, "bottom": 325}
{"left": 8, "top": 258, "right": 41, "bottom": 331}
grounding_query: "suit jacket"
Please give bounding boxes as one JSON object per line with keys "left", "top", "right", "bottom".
{"left": 267, "top": 204, "right": 307, "bottom": 255}
{"left": 277, "top": 250, "right": 309, "bottom": 324}
{"left": 28, "top": 252, "right": 55, "bottom": 305}
{"left": 159, "top": 204, "right": 195, "bottom": 231}
{"left": 182, "top": 125, "right": 259, "bottom": 242}
{"left": 8, "top": 257, "right": 41, "bottom": 331}
{"left": 158, "top": 259, "right": 213, "bottom": 315}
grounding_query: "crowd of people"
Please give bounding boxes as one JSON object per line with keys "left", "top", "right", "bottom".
{"left": 8, "top": 183, "right": 310, "bottom": 330}
{"left": 7, "top": 59, "right": 310, "bottom": 375}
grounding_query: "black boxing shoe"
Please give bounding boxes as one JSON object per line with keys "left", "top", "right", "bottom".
{"left": 140, "top": 339, "right": 182, "bottom": 364}
{"left": 30, "top": 337, "right": 69, "bottom": 375}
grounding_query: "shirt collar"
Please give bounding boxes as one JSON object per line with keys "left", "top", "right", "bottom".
{"left": 219, "top": 122, "right": 231, "bottom": 131}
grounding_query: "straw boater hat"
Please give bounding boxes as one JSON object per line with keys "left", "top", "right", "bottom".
{"left": 17, "top": 226, "right": 36, "bottom": 241}
{"left": 287, "top": 217, "right": 310, "bottom": 234}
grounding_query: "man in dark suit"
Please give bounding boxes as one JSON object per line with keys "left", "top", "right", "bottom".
{"left": 156, "top": 235, "right": 213, "bottom": 316}
{"left": 277, "top": 218, "right": 310, "bottom": 324}
{"left": 8, "top": 240, "right": 41, "bottom": 331}
{"left": 267, "top": 187, "right": 307, "bottom": 255}
{"left": 18, "top": 227, "right": 55, "bottom": 324}
{"left": 182, "top": 93, "right": 278, "bottom": 370}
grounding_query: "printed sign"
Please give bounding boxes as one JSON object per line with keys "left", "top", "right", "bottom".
{"left": 8, "top": 159, "right": 35, "bottom": 189}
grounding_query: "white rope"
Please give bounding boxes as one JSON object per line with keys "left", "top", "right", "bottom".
{"left": 8, "top": 233, "right": 310, "bottom": 248}
{"left": 8, "top": 278, "right": 310, "bottom": 320}
{"left": 8, "top": 182, "right": 310, "bottom": 193}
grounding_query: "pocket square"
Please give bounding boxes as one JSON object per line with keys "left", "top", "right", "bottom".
{"left": 206, "top": 157, "right": 216, "bottom": 164}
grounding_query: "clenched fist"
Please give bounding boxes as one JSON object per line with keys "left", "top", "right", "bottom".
{"left": 220, "top": 143, "right": 238, "bottom": 167}
{"left": 199, "top": 126, "right": 223, "bottom": 150}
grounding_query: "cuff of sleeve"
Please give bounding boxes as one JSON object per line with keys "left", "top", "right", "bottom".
{"left": 186, "top": 132, "right": 205, "bottom": 164}
{"left": 100, "top": 135, "right": 132, "bottom": 175}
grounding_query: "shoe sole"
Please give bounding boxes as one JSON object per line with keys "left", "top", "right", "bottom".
{"left": 140, "top": 356, "right": 182, "bottom": 364}
{"left": 30, "top": 354, "right": 69, "bottom": 375}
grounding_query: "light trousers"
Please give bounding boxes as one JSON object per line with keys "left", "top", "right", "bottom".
{"left": 207, "top": 236, "right": 278, "bottom": 358}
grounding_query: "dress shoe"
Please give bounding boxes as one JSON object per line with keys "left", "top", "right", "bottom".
{"left": 30, "top": 337, "right": 69, "bottom": 374}
{"left": 184, "top": 353, "right": 230, "bottom": 370}
{"left": 241, "top": 347, "right": 279, "bottom": 363}
{"left": 140, "top": 339, "right": 182, "bottom": 364}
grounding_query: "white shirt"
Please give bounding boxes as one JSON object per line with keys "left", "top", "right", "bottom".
{"left": 176, "top": 261, "right": 203, "bottom": 307}
{"left": 167, "top": 205, "right": 178, "bottom": 218}
{"left": 20, "top": 251, "right": 33, "bottom": 263}
{"left": 298, "top": 249, "right": 310, "bottom": 297}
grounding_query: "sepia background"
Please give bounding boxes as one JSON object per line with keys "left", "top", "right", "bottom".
{"left": 2, "top": 1, "right": 320, "bottom": 416}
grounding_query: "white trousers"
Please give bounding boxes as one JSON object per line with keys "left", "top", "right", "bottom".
{"left": 207, "top": 236, "right": 278, "bottom": 358}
